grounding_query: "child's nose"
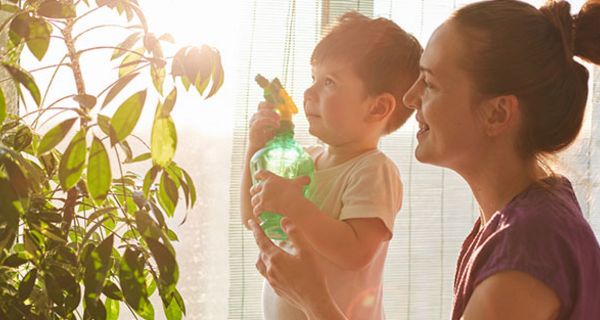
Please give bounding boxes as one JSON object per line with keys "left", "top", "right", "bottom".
{"left": 304, "top": 85, "right": 316, "bottom": 103}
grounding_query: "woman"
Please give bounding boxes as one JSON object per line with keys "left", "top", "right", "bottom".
{"left": 249, "top": 0, "right": 600, "bottom": 319}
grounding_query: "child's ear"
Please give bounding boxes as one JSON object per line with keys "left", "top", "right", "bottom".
{"left": 367, "top": 93, "right": 396, "bottom": 122}
{"left": 479, "top": 94, "right": 520, "bottom": 136}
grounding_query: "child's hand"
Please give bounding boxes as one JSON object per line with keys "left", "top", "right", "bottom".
{"left": 248, "top": 102, "right": 280, "bottom": 152}
{"left": 250, "top": 170, "right": 310, "bottom": 218}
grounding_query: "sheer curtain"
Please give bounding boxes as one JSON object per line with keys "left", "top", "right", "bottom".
{"left": 227, "top": 1, "right": 600, "bottom": 319}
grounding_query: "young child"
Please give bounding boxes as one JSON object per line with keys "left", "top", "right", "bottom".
{"left": 240, "top": 12, "right": 422, "bottom": 319}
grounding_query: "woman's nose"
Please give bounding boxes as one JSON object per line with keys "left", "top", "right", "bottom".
{"left": 402, "top": 79, "right": 421, "bottom": 110}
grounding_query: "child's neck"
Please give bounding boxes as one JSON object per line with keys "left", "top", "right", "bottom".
{"left": 318, "top": 140, "right": 378, "bottom": 170}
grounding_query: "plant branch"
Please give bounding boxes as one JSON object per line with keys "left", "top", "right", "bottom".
{"left": 62, "top": 16, "right": 88, "bottom": 128}
{"left": 73, "top": 24, "right": 134, "bottom": 42}
{"left": 38, "top": 55, "right": 70, "bottom": 122}
{"left": 73, "top": 6, "right": 103, "bottom": 24}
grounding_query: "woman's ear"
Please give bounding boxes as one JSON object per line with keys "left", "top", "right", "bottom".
{"left": 479, "top": 94, "right": 520, "bottom": 136}
{"left": 367, "top": 93, "right": 396, "bottom": 123}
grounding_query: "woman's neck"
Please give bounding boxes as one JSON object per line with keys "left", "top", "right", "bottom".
{"left": 459, "top": 153, "right": 546, "bottom": 224}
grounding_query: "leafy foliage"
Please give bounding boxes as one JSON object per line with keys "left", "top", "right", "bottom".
{"left": 0, "top": 0, "right": 224, "bottom": 318}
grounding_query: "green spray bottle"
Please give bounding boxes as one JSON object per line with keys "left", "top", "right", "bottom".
{"left": 250, "top": 74, "right": 314, "bottom": 240}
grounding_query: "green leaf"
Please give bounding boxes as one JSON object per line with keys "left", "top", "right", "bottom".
{"left": 84, "top": 298, "right": 106, "bottom": 320}
{"left": 105, "top": 298, "right": 120, "bottom": 320}
{"left": 88, "top": 207, "right": 117, "bottom": 223}
{"left": 147, "top": 276, "right": 157, "bottom": 296}
{"left": 135, "top": 210, "right": 162, "bottom": 240}
{"left": 0, "top": 4, "right": 19, "bottom": 13}
{"left": 58, "top": 129, "right": 87, "bottom": 190}
{"left": 87, "top": 137, "right": 111, "bottom": 205}
{"left": 0, "top": 152, "right": 30, "bottom": 196}
{"left": 112, "top": 32, "right": 141, "bottom": 60}
{"left": 74, "top": 94, "right": 97, "bottom": 110}
{"left": 158, "top": 171, "right": 177, "bottom": 217}
{"left": 149, "top": 201, "right": 167, "bottom": 229}
{"left": 37, "top": 0, "right": 76, "bottom": 18}
{"left": 173, "top": 289, "right": 186, "bottom": 315}
{"left": 101, "top": 72, "right": 140, "bottom": 110}
{"left": 146, "top": 238, "right": 178, "bottom": 292}
{"left": 158, "top": 33, "right": 175, "bottom": 43}
{"left": 45, "top": 265, "right": 80, "bottom": 314}
{"left": 118, "top": 140, "right": 133, "bottom": 162}
{"left": 125, "top": 152, "right": 151, "bottom": 164}
{"left": 151, "top": 63, "right": 165, "bottom": 95}
{"left": 0, "top": 89, "right": 5, "bottom": 125}
{"left": 118, "top": 48, "right": 144, "bottom": 78}
{"left": 151, "top": 111, "right": 176, "bottom": 168}
{"left": 170, "top": 47, "right": 186, "bottom": 78}
{"left": 206, "top": 51, "right": 224, "bottom": 98}
{"left": 161, "top": 87, "right": 177, "bottom": 117}
{"left": 12, "top": 125, "right": 33, "bottom": 151}
{"left": 18, "top": 268, "right": 37, "bottom": 300}
{"left": 26, "top": 17, "right": 52, "bottom": 61}
{"left": 38, "top": 151, "right": 57, "bottom": 177}
{"left": 110, "top": 90, "right": 146, "bottom": 144}
{"left": 119, "top": 248, "right": 154, "bottom": 320}
{"left": 103, "top": 280, "right": 124, "bottom": 301}
{"left": 2, "top": 63, "right": 41, "bottom": 106}
{"left": 9, "top": 12, "right": 29, "bottom": 45}
{"left": 32, "top": 218, "right": 66, "bottom": 241}
{"left": 84, "top": 234, "right": 114, "bottom": 302}
{"left": 37, "top": 117, "right": 77, "bottom": 155}
{"left": 143, "top": 165, "right": 159, "bottom": 197}
{"left": 195, "top": 76, "right": 210, "bottom": 96}
{"left": 180, "top": 167, "right": 196, "bottom": 207}
{"left": 44, "top": 268, "right": 65, "bottom": 306}
{"left": 164, "top": 296, "right": 182, "bottom": 320}
{"left": 97, "top": 114, "right": 116, "bottom": 140}
{"left": 166, "top": 229, "right": 178, "bottom": 241}
{"left": 3, "top": 252, "right": 30, "bottom": 267}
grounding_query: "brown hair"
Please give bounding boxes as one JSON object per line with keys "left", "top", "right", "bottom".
{"left": 450, "top": 0, "right": 600, "bottom": 160}
{"left": 311, "top": 12, "right": 423, "bottom": 135}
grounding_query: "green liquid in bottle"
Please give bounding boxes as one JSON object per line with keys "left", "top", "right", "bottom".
{"left": 250, "top": 120, "right": 314, "bottom": 240}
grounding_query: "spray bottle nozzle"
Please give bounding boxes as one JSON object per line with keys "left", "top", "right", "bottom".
{"left": 255, "top": 74, "right": 298, "bottom": 121}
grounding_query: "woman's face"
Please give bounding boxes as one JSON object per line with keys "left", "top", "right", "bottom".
{"left": 403, "top": 21, "right": 489, "bottom": 172}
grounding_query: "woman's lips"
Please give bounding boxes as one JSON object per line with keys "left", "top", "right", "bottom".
{"left": 417, "top": 121, "right": 430, "bottom": 139}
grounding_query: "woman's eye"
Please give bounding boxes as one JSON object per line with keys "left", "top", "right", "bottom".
{"left": 423, "top": 78, "right": 433, "bottom": 90}
{"left": 325, "top": 78, "right": 334, "bottom": 86}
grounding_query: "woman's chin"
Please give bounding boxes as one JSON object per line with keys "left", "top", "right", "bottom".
{"left": 414, "top": 144, "right": 435, "bottom": 165}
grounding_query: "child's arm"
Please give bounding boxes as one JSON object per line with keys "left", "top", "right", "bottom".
{"left": 250, "top": 170, "right": 392, "bottom": 270}
{"left": 292, "top": 198, "right": 391, "bottom": 270}
{"left": 240, "top": 102, "right": 280, "bottom": 229}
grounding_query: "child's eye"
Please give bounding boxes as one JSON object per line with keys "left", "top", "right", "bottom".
{"left": 324, "top": 78, "right": 335, "bottom": 86}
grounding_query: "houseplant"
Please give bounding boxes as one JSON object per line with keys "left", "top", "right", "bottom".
{"left": 0, "top": 0, "right": 224, "bottom": 319}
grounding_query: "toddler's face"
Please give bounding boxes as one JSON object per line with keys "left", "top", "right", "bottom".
{"left": 303, "top": 59, "right": 375, "bottom": 145}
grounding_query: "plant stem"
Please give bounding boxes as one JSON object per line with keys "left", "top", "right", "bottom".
{"left": 62, "top": 16, "right": 88, "bottom": 128}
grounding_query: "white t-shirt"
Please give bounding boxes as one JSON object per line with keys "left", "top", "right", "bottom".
{"left": 262, "top": 145, "right": 403, "bottom": 320}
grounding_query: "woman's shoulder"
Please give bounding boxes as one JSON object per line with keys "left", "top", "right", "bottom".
{"left": 498, "top": 176, "right": 581, "bottom": 226}
{"left": 485, "top": 175, "right": 598, "bottom": 260}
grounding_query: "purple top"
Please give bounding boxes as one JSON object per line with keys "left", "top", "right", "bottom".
{"left": 452, "top": 177, "right": 600, "bottom": 319}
